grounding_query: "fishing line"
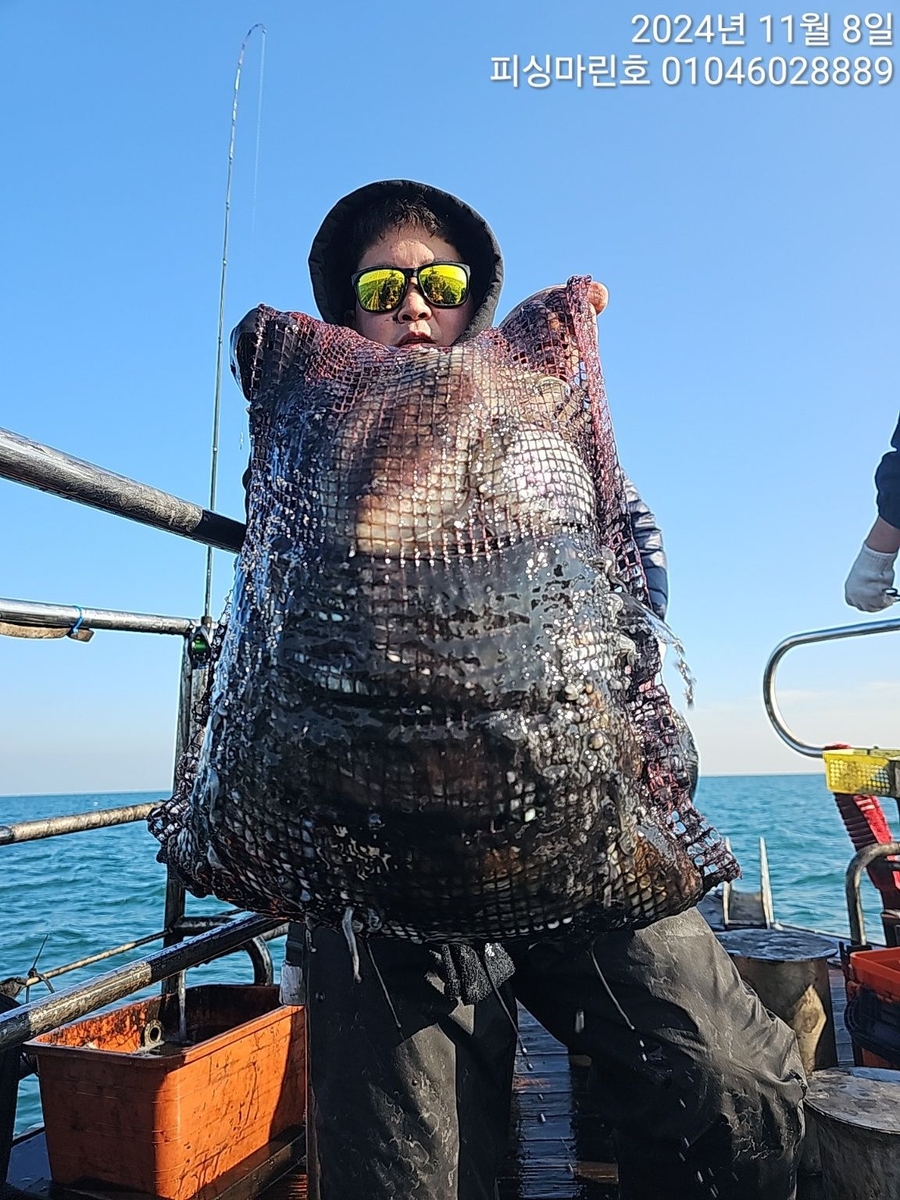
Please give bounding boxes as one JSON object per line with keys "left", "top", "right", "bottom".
{"left": 248, "top": 32, "right": 266, "bottom": 257}
{"left": 588, "top": 945, "right": 637, "bottom": 1032}
{"left": 203, "top": 23, "right": 267, "bottom": 622}
{"left": 486, "top": 967, "right": 532, "bottom": 1068}
{"left": 364, "top": 940, "right": 403, "bottom": 1033}
{"left": 24, "top": 933, "right": 51, "bottom": 1002}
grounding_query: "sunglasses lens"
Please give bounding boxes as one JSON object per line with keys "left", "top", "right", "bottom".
{"left": 355, "top": 269, "right": 407, "bottom": 313}
{"left": 419, "top": 264, "right": 469, "bottom": 307}
{"left": 354, "top": 264, "right": 470, "bottom": 313}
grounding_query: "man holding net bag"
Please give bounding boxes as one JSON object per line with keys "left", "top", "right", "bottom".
{"left": 221, "top": 180, "right": 807, "bottom": 1199}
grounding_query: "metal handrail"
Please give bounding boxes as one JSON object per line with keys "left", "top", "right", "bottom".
{"left": 0, "top": 804, "right": 158, "bottom": 846}
{"left": 1, "top": 914, "right": 266, "bottom": 1002}
{"left": 763, "top": 616, "right": 900, "bottom": 757}
{"left": 1, "top": 596, "right": 219, "bottom": 1051}
{"left": 0, "top": 598, "right": 194, "bottom": 637}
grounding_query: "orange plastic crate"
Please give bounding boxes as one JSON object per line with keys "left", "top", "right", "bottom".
{"left": 851, "top": 947, "right": 900, "bottom": 1003}
{"left": 27, "top": 985, "right": 306, "bottom": 1200}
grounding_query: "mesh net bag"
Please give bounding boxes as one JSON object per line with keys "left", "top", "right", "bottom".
{"left": 149, "top": 277, "right": 738, "bottom": 941}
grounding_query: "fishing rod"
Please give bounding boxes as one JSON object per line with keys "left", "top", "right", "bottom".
{"left": 203, "top": 23, "right": 267, "bottom": 623}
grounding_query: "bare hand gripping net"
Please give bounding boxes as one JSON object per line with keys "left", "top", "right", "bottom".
{"left": 149, "top": 277, "right": 738, "bottom": 942}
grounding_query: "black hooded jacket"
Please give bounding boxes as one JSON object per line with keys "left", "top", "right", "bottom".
{"left": 308, "top": 179, "right": 504, "bottom": 340}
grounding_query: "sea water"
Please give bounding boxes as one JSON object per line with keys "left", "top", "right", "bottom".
{"left": 1, "top": 776, "right": 891, "bottom": 1135}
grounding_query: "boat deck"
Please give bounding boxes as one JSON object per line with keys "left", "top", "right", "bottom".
{"left": 3, "top": 966, "right": 852, "bottom": 1200}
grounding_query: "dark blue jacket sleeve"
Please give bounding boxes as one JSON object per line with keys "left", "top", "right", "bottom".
{"left": 622, "top": 475, "right": 669, "bottom": 621}
{"left": 242, "top": 463, "right": 252, "bottom": 519}
{"left": 874, "top": 415, "right": 900, "bottom": 529}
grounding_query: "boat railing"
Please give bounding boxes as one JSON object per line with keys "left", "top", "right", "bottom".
{"left": 0, "top": 596, "right": 286, "bottom": 1044}
{"left": 0, "top": 915, "right": 286, "bottom": 1056}
{"left": 0, "top": 425, "right": 265, "bottom": 1173}
{"left": 763, "top": 615, "right": 900, "bottom": 757}
{"left": 0, "top": 593, "right": 289, "bottom": 1173}
{"left": 764, "top": 618, "right": 900, "bottom": 950}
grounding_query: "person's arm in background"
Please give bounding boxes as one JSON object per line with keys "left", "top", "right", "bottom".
{"left": 846, "top": 415, "right": 900, "bottom": 612}
{"left": 623, "top": 475, "right": 669, "bottom": 621}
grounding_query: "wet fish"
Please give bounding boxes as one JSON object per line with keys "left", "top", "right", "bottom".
{"left": 149, "top": 278, "right": 738, "bottom": 941}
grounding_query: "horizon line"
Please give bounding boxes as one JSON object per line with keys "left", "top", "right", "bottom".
{"left": 1, "top": 772, "right": 826, "bottom": 800}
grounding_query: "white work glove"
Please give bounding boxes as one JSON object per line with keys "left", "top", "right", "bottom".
{"left": 844, "top": 543, "right": 898, "bottom": 612}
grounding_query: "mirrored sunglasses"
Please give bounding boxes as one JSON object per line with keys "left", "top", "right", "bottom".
{"left": 351, "top": 262, "right": 471, "bottom": 314}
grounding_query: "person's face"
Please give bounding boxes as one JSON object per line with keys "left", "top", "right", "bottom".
{"left": 352, "top": 225, "right": 475, "bottom": 348}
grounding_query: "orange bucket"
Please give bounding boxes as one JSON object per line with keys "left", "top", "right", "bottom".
{"left": 27, "top": 985, "right": 306, "bottom": 1200}
{"left": 851, "top": 947, "right": 900, "bottom": 1002}
{"left": 848, "top": 952, "right": 900, "bottom": 1069}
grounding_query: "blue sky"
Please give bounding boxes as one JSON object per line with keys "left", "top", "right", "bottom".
{"left": 1, "top": 0, "right": 898, "bottom": 795}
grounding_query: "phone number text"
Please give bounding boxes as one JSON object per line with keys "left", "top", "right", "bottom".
{"left": 663, "top": 52, "right": 892, "bottom": 82}
{"left": 489, "top": 53, "right": 894, "bottom": 86}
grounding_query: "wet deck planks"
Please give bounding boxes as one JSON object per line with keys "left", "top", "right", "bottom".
{"left": 497, "top": 1006, "right": 618, "bottom": 1199}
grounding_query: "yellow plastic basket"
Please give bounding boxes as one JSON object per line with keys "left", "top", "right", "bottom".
{"left": 823, "top": 748, "right": 900, "bottom": 798}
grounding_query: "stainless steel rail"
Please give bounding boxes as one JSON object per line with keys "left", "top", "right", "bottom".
{"left": 763, "top": 616, "right": 900, "bottom": 757}
{"left": 846, "top": 841, "right": 900, "bottom": 945}
{"left": 0, "top": 426, "right": 245, "bottom": 553}
{"left": 0, "top": 804, "right": 158, "bottom": 845}
{"left": 1, "top": 914, "right": 265, "bottom": 995}
{"left": 0, "top": 914, "right": 283, "bottom": 1053}
{"left": 0, "top": 597, "right": 194, "bottom": 637}
{"left": 10, "top": 932, "right": 164, "bottom": 992}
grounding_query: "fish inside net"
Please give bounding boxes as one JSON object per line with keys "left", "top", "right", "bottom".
{"left": 149, "top": 276, "right": 738, "bottom": 942}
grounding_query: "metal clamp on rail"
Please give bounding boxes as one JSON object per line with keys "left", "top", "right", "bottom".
{"left": 763, "top": 615, "right": 900, "bottom": 758}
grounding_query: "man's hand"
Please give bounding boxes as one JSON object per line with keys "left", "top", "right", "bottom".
{"left": 587, "top": 281, "right": 609, "bottom": 317}
{"left": 845, "top": 543, "right": 898, "bottom": 611}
